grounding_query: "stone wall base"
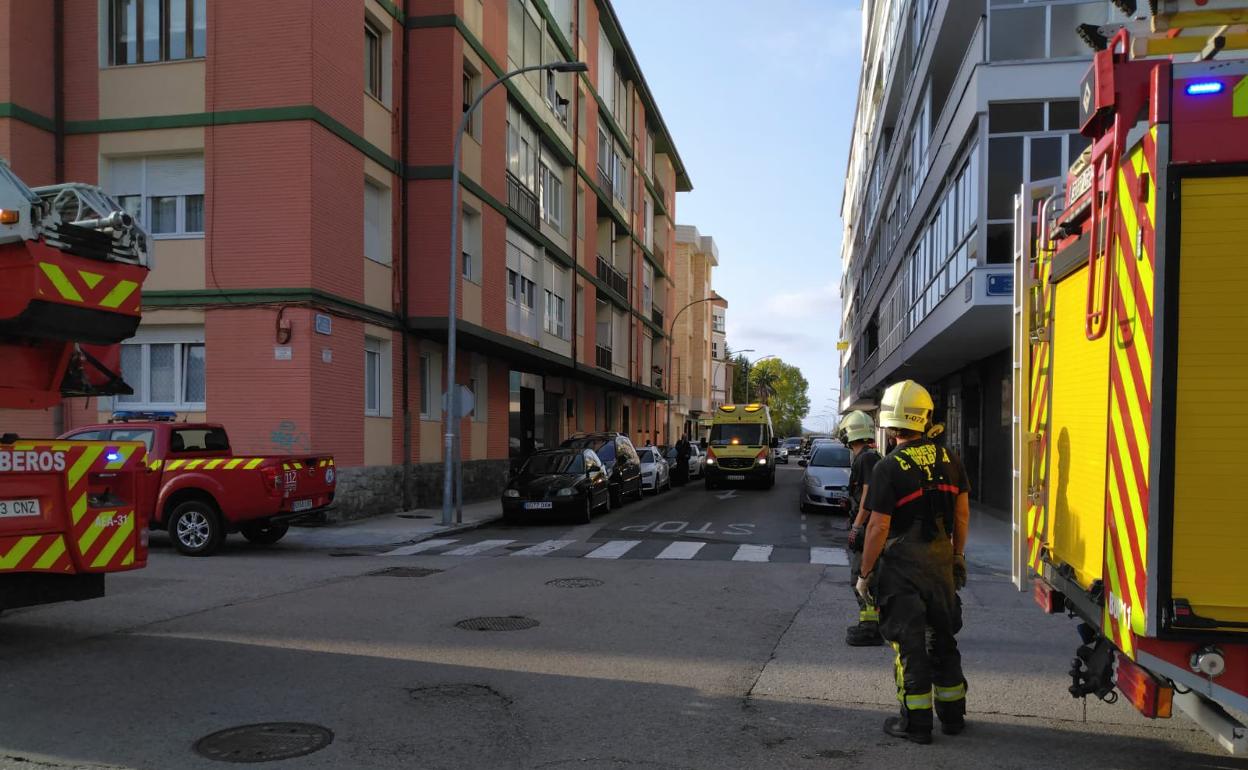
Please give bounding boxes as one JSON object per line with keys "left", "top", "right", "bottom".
{"left": 321, "top": 460, "right": 511, "bottom": 523}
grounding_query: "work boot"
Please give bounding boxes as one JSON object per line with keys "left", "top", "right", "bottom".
{"left": 845, "top": 621, "right": 884, "bottom": 646}
{"left": 882, "top": 715, "right": 932, "bottom": 745}
{"left": 936, "top": 690, "right": 967, "bottom": 735}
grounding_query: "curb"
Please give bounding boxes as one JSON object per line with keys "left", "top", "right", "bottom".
{"left": 399, "top": 513, "right": 507, "bottom": 545}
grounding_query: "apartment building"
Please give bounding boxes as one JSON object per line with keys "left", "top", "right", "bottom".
{"left": 670, "top": 225, "right": 721, "bottom": 440}
{"left": 838, "top": 0, "right": 1117, "bottom": 509}
{"left": 710, "top": 300, "right": 730, "bottom": 411}
{"left": 0, "top": 0, "right": 690, "bottom": 515}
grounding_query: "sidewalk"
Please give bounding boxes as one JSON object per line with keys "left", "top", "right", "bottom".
{"left": 284, "top": 499, "right": 504, "bottom": 550}
{"left": 966, "top": 501, "right": 1014, "bottom": 575}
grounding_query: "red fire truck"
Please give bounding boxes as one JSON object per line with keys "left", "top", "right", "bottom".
{"left": 0, "top": 160, "right": 152, "bottom": 613}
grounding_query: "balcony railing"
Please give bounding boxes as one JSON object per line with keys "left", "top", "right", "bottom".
{"left": 651, "top": 305, "right": 664, "bottom": 328}
{"left": 506, "top": 171, "right": 539, "bottom": 228}
{"left": 597, "top": 165, "right": 613, "bottom": 198}
{"left": 595, "top": 344, "right": 613, "bottom": 370}
{"left": 596, "top": 255, "right": 628, "bottom": 298}
{"left": 651, "top": 366, "right": 664, "bottom": 389}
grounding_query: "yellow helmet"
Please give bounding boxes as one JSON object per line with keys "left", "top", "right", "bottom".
{"left": 838, "top": 410, "right": 876, "bottom": 444}
{"left": 878, "top": 380, "right": 934, "bottom": 431}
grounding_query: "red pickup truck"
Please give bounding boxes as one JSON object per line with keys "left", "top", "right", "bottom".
{"left": 60, "top": 415, "right": 335, "bottom": 556}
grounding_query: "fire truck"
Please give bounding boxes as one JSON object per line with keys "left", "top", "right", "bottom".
{"left": 1012, "top": 0, "right": 1248, "bottom": 753}
{"left": 0, "top": 160, "right": 151, "bottom": 612}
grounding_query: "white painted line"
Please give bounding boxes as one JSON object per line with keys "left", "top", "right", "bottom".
{"left": 733, "top": 545, "right": 773, "bottom": 562}
{"left": 510, "top": 539, "right": 576, "bottom": 557}
{"left": 715, "top": 490, "right": 739, "bottom": 500}
{"left": 584, "top": 540, "right": 642, "bottom": 559}
{"left": 443, "top": 539, "right": 515, "bottom": 556}
{"left": 655, "top": 541, "right": 705, "bottom": 560}
{"left": 810, "top": 547, "right": 849, "bottom": 566}
{"left": 380, "top": 539, "right": 458, "bottom": 557}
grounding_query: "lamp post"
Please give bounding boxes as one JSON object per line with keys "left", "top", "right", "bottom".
{"left": 665, "top": 295, "right": 718, "bottom": 444}
{"left": 443, "top": 60, "right": 587, "bottom": 527}
{"left": 744, "top": 353, "right": 778, "bottom": 403}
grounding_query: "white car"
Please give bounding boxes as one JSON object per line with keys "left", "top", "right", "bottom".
{"left": 638, "top": 446, "right": 671, "bottom": 493}
{"left": 663, "top": 446, "right": 704, "bottom": 479}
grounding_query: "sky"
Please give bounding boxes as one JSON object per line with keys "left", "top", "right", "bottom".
{"left": 613, "top": 0, "right": 863, "bottom": 433}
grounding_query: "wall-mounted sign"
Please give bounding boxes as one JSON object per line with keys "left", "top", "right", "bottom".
{"left": 987, "top": 274, "right": 1013, "bottom": 296}
{"left": 274, "top": 346, "right": 293, "bottom": 361}
{"left": 315, "top": 313, "right": 332, "bottom": 335}
{"left": 322, "top": 348, "right": 332, "bottom": 364}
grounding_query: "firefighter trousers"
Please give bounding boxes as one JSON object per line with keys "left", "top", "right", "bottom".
{"left": 876, "top": 533, "right": 966, "bottom": 731}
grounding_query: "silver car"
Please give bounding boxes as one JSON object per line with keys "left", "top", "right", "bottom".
{"left": 798, "top": 444, "right": 853, "bottom": 514}
{"left": 638, "top": 446, "right": 671, "bottom": 493}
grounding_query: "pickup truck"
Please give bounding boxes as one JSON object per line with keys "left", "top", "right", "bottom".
{"left": 60, "top": 416, "right": 335, "bottom": 556}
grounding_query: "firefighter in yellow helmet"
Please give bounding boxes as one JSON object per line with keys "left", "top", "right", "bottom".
{"left": 857, "top": 379, "right": 971, "bottom": 744}
{"left": 840, "top": 410, "right": 884, "bottom": 646}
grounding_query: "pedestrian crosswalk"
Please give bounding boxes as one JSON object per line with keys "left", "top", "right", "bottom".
{"left": 377, "top": 538, "right": 850, "bottom": 565}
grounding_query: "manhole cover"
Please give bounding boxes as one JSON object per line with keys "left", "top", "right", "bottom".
{"left": 370, "top": 567, "right": 443, "bottom": 578}
{"left": 455, "top": 616, "right": 539, "bottom": 631}
{"left": 546, "top": 577, "right": 604, "bottom": 588}
{"left": 397, "top": 513, "right": 433, "bottom": 519}
{"left": 194, "top": 722, "right": 333, "bottom": 763}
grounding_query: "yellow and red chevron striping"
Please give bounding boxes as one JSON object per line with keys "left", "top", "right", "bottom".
{"left": 32, "top": 243, "right": 143, "bottom": 316}
{"left": 0, "top": 534, "right": 73, "bottom": 572}
{"left": 1101, "top": 129, "right": 1159, "bottom": 656}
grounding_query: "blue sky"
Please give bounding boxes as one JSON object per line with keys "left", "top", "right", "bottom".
{"left": 613, "top": 0, "right": 863, "bottom": 433}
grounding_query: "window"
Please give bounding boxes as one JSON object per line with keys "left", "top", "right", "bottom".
{"left": 544, "top": 290, "right": 567, "bottom": 338}
{"left": 365, "top": 21, "right": 383, "bottom": 100}
{"left": 364, "top": 336, "right": 392, "bottom": 417}
{"left": 117, "top": 331, "right": 205, "bottom": 410}
{"left": 612, "top": 141, "right": 629, "bottom": 206}
{"left": 643, "top": 198, "right": 654, "bottom": 249}
{"left": 507, "top": 269, "right": 536, "bottom": 308}
{"left": 109, "top": 0, "right": 206, "bottom": 66}
{"left": 711, "top": 340, "right": 719, "bottom": 359}
{"left": 990, "top": 1, "right": 1111, "bottom": 62}
{"left": 539, "top": 164, "right": 564, "bottom": 231}
{"left": 506, "top": 102, "right": 540, "bottom": 193}
{"left": 364, "top": 179, "right": 390, "bottom": 264}
{"left": 645, "top": 128, "right": 655, "bottom": 176}
{"left": 642, "top": 263, "right": 653, "bottom": 311}
{"left": 462, "top": 63, "right": 482, "bottom": 139}
{"left": 419, "top": 353, "right": 432, "bottom": 418}
{"left": 462, "top": 207, "right": 481, "bottom": 282}
{"left": 597, "top": 28, "right": 615, "bottom": 107}
{"left": 169, "top": 427, "right": 229, "bottom": 452}
{"left": 107, "top": 155, "right": 204, "bottom": 238}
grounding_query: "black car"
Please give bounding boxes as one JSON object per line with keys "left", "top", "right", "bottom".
{"left": 502, "top": 448, "right": 612, "bottom": 523}
{"left": 561, "top": 432, "right": 644, "bottom": 506}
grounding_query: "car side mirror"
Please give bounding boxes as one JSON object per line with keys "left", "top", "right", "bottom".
{"left": 798, "top": 459, "right": 808, "bottom": 467}
{"left": 770, "top": 437, "right": 779, "bottom": 448}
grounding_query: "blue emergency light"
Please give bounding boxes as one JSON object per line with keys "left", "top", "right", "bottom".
{"left": 110, "top": 410, "right": 178, "bottom": 423}
{"left": 105, "top": 451, "right": 121, "bottom": 462}
{"left": 1185, "top": 81, "right": 1224, "bottom": 96}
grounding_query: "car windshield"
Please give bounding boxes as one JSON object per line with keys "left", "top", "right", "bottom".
{"left": 810, "top": 446, "right": 852, "bottom": 467}
{"left": 524, "top": 452, "right": 585, "bottom": 474}
{"left": 638, "top": 448, "right": 658, "bottom": 463}
{"left": 709, "top": 424, "right": 764, "bottom": 446}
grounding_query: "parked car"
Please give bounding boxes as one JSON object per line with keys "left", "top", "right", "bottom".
{"left": 638, "top": 446, "right": 671, "bottom": 493}
{"left": 806, "top": 437, "right": 837, "bottom": 459}
{"left": 798, "top": 444, "right": 853, "bottom": 514}
{"left": 776, "top": 446, "right": 790, "bottom": 464}
{"left": 61, "top": 413, "right": 336, "bottom": 556}
{"left": 664, "top": 445, "right": 705, "bottom": 480}
{"left": 781, "top": 436, "right": 804, "bottom": 458}
{"left": 560, "top": 432, "right": 644, "bottom": 506}
{"left": 502, "top": 448, "right": 611, "bottom": 523}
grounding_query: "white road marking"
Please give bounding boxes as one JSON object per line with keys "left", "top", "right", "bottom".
{"left": 443, "top": 539, "right": 515, "bottom": 556}
{"left": 810, "top": 547, "right": 849, "bottom": 566}
{"left": 715, "top": 490, "right": 739, "bottom": 500}
{"left": 510, "top": 539, "right": 575, "bottom": 557}
{"left": 585, "top": 540, "right": 642, "bottom": 559}
{"left": 733, "top": 545, "right": 773, "bottom": 562}
{"left": 655, "top": 541, "right": 705, "bottom": 560}
{"left": 380, "top": 539, "right": 458, "bottom": 556}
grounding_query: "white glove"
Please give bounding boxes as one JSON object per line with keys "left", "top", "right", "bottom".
{"left": 855, "top": 574, "right": 871, "bottom": 602}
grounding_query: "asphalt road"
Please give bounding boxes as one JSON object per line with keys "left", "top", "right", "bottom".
{"left": 0, "top": 465, "right": 1237, "bottom": 769}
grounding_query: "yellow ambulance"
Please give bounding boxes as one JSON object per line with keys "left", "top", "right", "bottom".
{"left": 703, "top": 404, "right": 777, "bottom": 490}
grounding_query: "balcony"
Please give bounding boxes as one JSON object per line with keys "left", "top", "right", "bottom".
{"left": 595, "top": 344, "right": 613, "bottom": 370}
{"left": 597, "top": 165, "right": 613, "bottom": 198}
{"left": 651, "top": 305, "right": 664, "bottom": 329}
{"left": 506, "top": 171, "right": 539, "bottom": 229}
{"left": 651, "top": 365, "right": 664, "bottom": 389}
{"left": 596, "top": 255, "right": 628, "bottom": 299}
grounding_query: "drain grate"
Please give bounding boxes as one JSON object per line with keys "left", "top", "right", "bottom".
{"left": 455, "top": 615, "right": 539, "bottom": 631}
{"left": 370, "top": 567, "right": 443, "bottom": 578}
{"left": 546, "top": 577, "right": 604, "bottom": 589}
{"left": 194, "top": 722, "right": 333, "bottom": 763}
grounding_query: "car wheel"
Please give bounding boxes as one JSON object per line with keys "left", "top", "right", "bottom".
{"left": 632, "top": 479, "right": 644, "bottom": 501}
{"left": 599, "top": 490, "right": 612, "bottom": 513}
{"left": 705, "top": 477, "right": 717, "bottom": 491}
{"left": 240, "top": 522, "right": 289, "bottom": 545}
{"left": 167, "top": 500, "right": 224, "bottom": 556}
{"left": 766, "top": 473, "right": 776, "bottom": 490}
{"left": 580, "top": 495, "right": 593, "bottom": 524}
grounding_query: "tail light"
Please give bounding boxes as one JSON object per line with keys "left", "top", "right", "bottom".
{"left": 1115, "top": 652, "right": 1173, "bottom": 719}
{"left": 705, "top": 448, "right": 716, "bottom": 465}
{"left": 756, "top": 448, "right": 769, "bottom": 465}
{"left": 260, "top": 465, "right": 282, "bottom": 497}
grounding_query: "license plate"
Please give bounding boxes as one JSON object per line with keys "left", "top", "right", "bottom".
{"left": 0, "top": 498, "right": 41, "bottom": 518}
{"left": 292, "top": 499, "right": 314, "bottom": 512}
{"left": 727, "top": 475, "right": 746, "bottom": 481}
{"left": 524, "top": 502, "right": 553, "bottom": 510}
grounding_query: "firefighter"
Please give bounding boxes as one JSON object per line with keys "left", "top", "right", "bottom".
{"left": 841, "top": 410, "right": 884, "bottom": 646}
{"left": 857, "top": 379, "right": 970, "bottom": 744}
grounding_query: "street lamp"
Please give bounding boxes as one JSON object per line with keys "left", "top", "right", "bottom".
{"left": 665, "top": 296, "right": 719, "bottom": 444}
{"left": 744, "top": 354, "right": 778, "bottom": 403}
{"left": 443, "top": 59, "right": 588, "bottom": 526}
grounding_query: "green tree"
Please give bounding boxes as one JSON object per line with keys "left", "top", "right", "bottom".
{"left": 729, "top": 351, "right": 751, "bottom": 404}
{"left": 751, "top": 358, "right": 810, "bottom": 438}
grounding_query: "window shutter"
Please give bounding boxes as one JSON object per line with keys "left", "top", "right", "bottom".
{"left": 364, "top": 182, "right": 382, "bottom": 262}
{"left": 145, "top": 154, "right": 204, "bottom": 196}
{"left": 107, "top": 157, "right": 144, "bottom": 196}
